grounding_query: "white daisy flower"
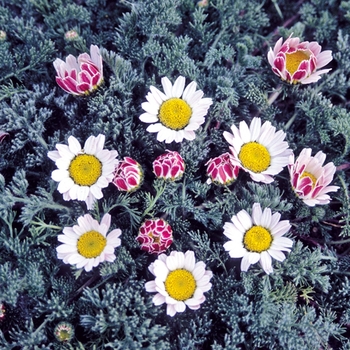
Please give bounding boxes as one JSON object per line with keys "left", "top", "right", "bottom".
{"left": 48, "top": 134, "right": 118, "bottom": 210}
{"left": 139, "top": 76, "right": 213, "bottom": 143}
{"left": 223, "top": 117, "right": 292, "bottom": 184}
{"left": 145, "top": 250, "right": 213, "bottom": 316}
{"left": 223, "top": 203, "right": 293, "bottom": 274}
{"left": 56, "top": 213, "right": 122, "bottom": 272}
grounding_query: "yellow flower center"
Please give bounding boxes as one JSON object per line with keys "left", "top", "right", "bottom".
{"left": 300, "top": 171, "right": 317, "bottom": 188}
{"left": 285, "top": 50, "right": 310, "bottom": 75}
{"left": 57, "top": 330, "right": 70, "bottom": 342}
{"left": 158, "top": 98, "right": 192, "bottom": 130}
{"left": 77, "top": 230, "right": 107, "bottom": 258}
{"left": 69, "top": 154, "right": 102, "bottom": 186}
{"left": 165, "top": 269, "right": 196, "bottom": 301}
{"left": 239, "top": 142, "right": 271, "bottom": 173}
{"left": 148, "top": 232, "right": 160, "bottom": 243}
{"left": 244, "top": 225, "right": 272, "bottom": 253}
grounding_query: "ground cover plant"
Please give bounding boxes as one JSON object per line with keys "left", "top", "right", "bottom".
{"left": 1, "top": 0, "right": 350, "bottom": 349}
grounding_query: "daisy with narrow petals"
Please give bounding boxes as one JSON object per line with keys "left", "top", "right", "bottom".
{"left": 288, "top": 148, "right": 339, "bottom": 206}
{"left": 139, "top": 76, "right": 213, "bottom": 143}
{"left": 223, "top": 203, "right": 293, "bottom": 274}
{"left": 223, "top": 117, "right": 292, "bottom": 184}
{"left": 145, "top": 250, "right": 213, "bottom": 316}
{"left": 56, "top": 213, "right": 122, "bottom": 272}
{"left": 48, "top": 134, "right": 118, "bottom": 210}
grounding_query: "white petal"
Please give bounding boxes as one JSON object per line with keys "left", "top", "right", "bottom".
{"left": 145, "top": 280, "right": 158, "bottom": 293}
{"left": 260, "top": 251, "right": 273, "bottom": 274}
{"left": 172, "top": 76, "right": 186, "bottom": 97}
{"left": 67, "top": 135, "right": 82, "bottom": 154}
{"left": 184, "top": 251, "right": 196, "bottom": 271}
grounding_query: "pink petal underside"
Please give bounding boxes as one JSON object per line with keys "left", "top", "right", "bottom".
{"left": 79, "top": 70, "right": 92, "bottom": 85}
{"left": 292, "top": 69, "right": 308, "bottom": 81}
{"left": 56, "top": 77, "right": 80, "bottom": 95}
{"left": 274, "top": 55, "right": 285, "bottom": 73}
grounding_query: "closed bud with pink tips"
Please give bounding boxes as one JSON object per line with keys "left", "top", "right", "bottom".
{"left": 206, "top": 152, "right": 240, "bottom": 186}
{"left": 136, "top": 218, "right": 173, "bottom": 254}
{"left": 53, "top": 44, "right": 103, "bottom": 95}
{"left": 268, "top": 34, "right": 332, "bottom": 84}
{"left": 112, "top": 157, "right": 143, "bottom": 192}
{"left": 153, "top": 150, "right": 185, "bottom": 181}
{"left": 288, "top": 148, "right": 339, "bottom": 206}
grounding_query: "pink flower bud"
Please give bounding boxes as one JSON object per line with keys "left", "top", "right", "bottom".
{"left": 136, "top": 218, "right": 173, "bottom": 254}
{"left": 64, "top": 30, "right": 79, "bottom": 41}
{"left": 153, "top": 150, "right": 185, "bottom": 181}
{"left": 53, "top": 44, "right": 103, "bottom": 96}
{"left": 112, "top": 157, "right": 143, "bottom": 192}
{"left": 206, "top": 152, "right": 240, "bottom": 185}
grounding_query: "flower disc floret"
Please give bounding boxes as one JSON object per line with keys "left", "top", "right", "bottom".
{"left": 53, "top": 44, "right": 103, "bottom": 95}
{"left": 243, "top": 226, "right": 272, "bottom": 252}
{"left": 145, "top": 250, "right": 213, "bottom": 316}
{"left": 223, "top": 117, "right": 292, "bottom": 184}
{"left": 238, "top": 142, "right": 271, "bottom": 173}
{"left": 69, "top": 154, "right": 102, "bottom": 186}
{"left": 288, "top": 148, "right": 339, "bottom": 206}
{"left": 165, "top": 269, "right": 196, "bottom": 301}
{"left": 56, "top": 213, "right": 122, "bottom": 272}
{"left": 159, "top": 98, "right": 192, "bottom": 130}
{"left": 48, "top": 134, "right": 118, "bottom": 210}
{"left": 267, "top": 34, "right": 333, "bottom": 84}
{"left": 223, "top": 203, "right": 293, "bottom": 274}
{"left": 139, "top": 76, "right": 213, "bottom": 143}
{"left": 77, "top": 230, "right": 107, "bottom": 258}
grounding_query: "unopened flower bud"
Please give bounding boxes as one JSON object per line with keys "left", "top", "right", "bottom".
{"left": 153, "top": 151, "right": 185, "bottom": 181}
{"left": 112, "top": 157, "right": 143, "bottom": 192}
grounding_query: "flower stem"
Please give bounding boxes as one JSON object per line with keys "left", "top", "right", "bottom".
{"left": 142, "top": 182, "right": 166, "bottom": 218}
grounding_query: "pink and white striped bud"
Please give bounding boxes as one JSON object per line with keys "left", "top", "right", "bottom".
{"left": 136, "top": 218, "right": 173, "bottom": 254}
{"left": 153, "top": 150, "right": 185, "bottom": 181}
{"left": 112, "top": 157, "right": 143, "bottom": 192}
{"left": 53, "top": 44, "right": 103, "bottom": 96}
{"left": 206, "top": 152, "right": 240, "bottom": 185}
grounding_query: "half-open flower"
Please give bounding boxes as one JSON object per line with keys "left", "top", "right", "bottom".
{"left": 53, "top": 44, "right": 103, "bottom": 95}
{"left": 223, "top": 117, "right": 292, "bottom": 184}
{"left": 139, "top": 76, "right": 213, "bottom": 143}
{"left": 112, "top": 157, "right": 143, "bottom": 192}
{"left": 267, "top": 35, "right": 333, "bottom": 84}
{"left": 288, "top": 148, "right": 339, "bottom": 206}
{"left": 56, "top": 213, "right": 122, "bottom": 272}
{"left": 153, "top": 150, "right": 185, "bottom": 181}
{"left": 136, "top": 218, "right": 173, "bottom": 254}
{"left": 48, "top": 134, "right": 118, "bottom": 210}
{"left": 223, "top": 203, "right": 293, "bottom": 274}
{"left": 145, "top": 250, "right": 212, "bottom": 316}
{"left": 206, "top": 152, "right": 240, "bottom": 185}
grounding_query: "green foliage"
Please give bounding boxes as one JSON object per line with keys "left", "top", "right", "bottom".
{"left": 0, "top": 0, "right": 350, "bottom": 348}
